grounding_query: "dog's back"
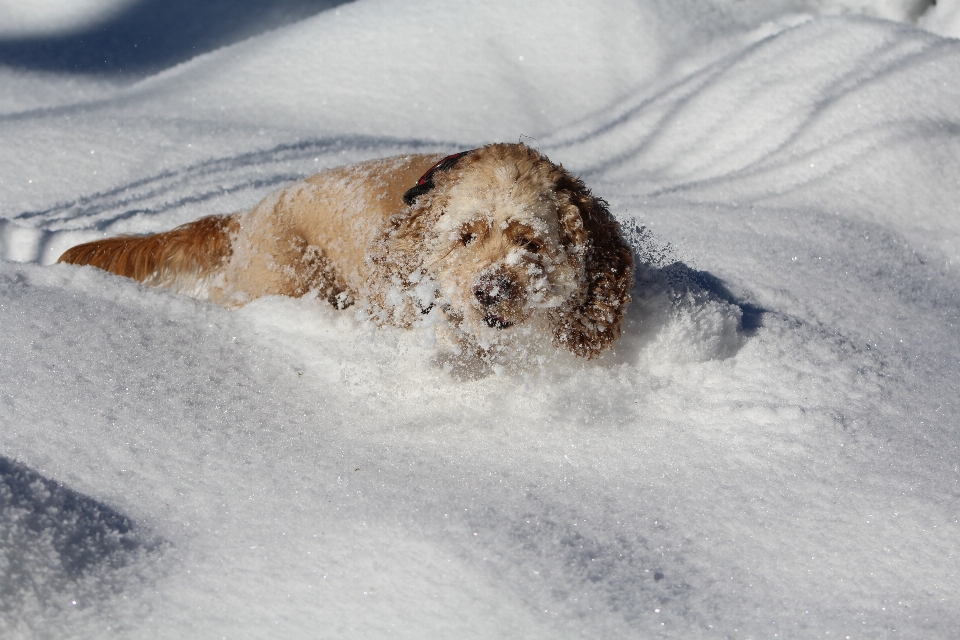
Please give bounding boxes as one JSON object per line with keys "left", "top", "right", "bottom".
{"left": 58, "top": 153, "right": 443, "bottom": 303}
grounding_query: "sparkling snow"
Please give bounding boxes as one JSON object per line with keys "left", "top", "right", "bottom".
{"left": 2, "top": 1, "right": 959, "bottom": 637}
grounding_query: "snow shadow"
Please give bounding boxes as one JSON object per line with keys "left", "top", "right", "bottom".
{"left": 649, "top": 262, "right": 766, "bottom": 334}
{"left": 0, "top": 456, "right": 161, "bottom": 615}
{"left": 5, "top": 135, "right": 454, "bottom": 265}
{"left": 13, "top": 135, "right": 449, "bottom": 232}
{"left": 617, "top": 222, "right": 767, "bottom": 363}
{"left": 500, "top": 502, "right": 698, "bottom": 624}
{"left": 0, "top": 0, "right": 353, "bottom": 75}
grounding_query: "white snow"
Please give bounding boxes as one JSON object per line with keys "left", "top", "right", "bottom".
{"left": 0, "top": 0, "right": 136, "bottom": 38}
{"left": 2, "top": 0, "right": 959, "bottom": 638}
{"left": 919, "top": 0, "right": 960, "bottom": 37}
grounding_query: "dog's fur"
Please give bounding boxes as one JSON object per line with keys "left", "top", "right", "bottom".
{"left": 59, "top": 143, "right": 633, "bottom": 358}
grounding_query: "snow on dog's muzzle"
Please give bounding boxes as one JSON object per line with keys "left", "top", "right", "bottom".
{"left": 473, "top": 272, "right": 516, "bottom": 329}
{"left": 473, "top": 273, "right": 513, "bottom": 307}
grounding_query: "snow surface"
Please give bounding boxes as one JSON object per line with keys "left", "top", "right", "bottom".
{"left": 0, "top": 0, "right": 135, "bottom": 38}
{"left": 2, "top": 0, "right": 959, "bottom": 637}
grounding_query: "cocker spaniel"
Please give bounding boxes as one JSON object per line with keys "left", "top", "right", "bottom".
{"left": 59, "top": 143, "right": 634, "bottom": 358}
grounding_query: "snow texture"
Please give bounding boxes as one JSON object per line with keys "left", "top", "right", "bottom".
{"left": 1, "top": 0, "right": 959, "bottom": 637}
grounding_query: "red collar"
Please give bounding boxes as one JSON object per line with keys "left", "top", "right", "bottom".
{"left": 402, "top": 150, "right": 474, "bottom": 205}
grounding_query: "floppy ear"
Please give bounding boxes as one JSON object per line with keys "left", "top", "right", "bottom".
{"left": 551, "top": 171, "right": 634, "bottom": 358}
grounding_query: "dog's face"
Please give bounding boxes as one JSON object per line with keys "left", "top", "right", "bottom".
{"left": 425, "top": 158, "right": 583, "bottom": 339}
{"left": 370, "top": 143, "right": 633, "bottom": 359}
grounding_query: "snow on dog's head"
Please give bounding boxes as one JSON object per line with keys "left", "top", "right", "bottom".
{"left": 367, "top": 143, "right": 634, "bottom": 360}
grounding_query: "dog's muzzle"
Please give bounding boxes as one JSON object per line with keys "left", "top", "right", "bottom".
{"left": 483, "top": 314, "right": 512, "bottom": 329}
{"left": 474, "top": 274, "right": 512, "bottom": 307}
{"left": 474, "top": 273, "right": 515, "bottom": 329}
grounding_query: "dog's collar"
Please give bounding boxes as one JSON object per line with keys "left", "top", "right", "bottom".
{"left": 402, "top": 150, "right": 474, "bottom": 205}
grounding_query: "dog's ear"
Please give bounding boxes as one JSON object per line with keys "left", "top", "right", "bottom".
{"left": 551, "top": 171, "right": 634, "bottom": 358}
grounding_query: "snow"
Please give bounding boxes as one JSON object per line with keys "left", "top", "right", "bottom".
{"left": 0, "top": 0, "right": 135, "bottom": 38}
{"left": 2, "top": 0, "right": 959, "bottom": 637}
{"left": 920, "top": 0, "right": 960, "bottom": 36}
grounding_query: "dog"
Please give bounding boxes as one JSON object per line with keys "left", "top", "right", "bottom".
{"left": 59, "top": 143, "right": 634, "bottom": 358}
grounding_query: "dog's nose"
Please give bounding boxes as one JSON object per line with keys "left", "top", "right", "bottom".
{"left": 474, "top": 274, "right": 513, "bottom": 306}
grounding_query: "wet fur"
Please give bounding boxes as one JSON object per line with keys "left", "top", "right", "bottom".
{"left": 59, "top": 143, "right": 633, "bottom": 358}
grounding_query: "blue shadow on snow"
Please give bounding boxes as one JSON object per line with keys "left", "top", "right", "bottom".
{"left": 656, "top": 262, "right": 767, "bottom": 334}
{"left": 0, "top": 455, "right": 146, "bottom": 580}
{"left": 0, "top": 0, "right": 354, "bottom": 75}
{"left": 623, "top": 222, "right": 767, "bottom": 335}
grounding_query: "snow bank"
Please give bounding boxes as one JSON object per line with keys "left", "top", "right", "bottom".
{"left": 2, "top": 0, "right": 959, "bottom": 637}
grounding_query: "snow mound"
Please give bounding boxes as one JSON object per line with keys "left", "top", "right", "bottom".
{"left": 2, "top": 0, "right": 960, "bottom": 637}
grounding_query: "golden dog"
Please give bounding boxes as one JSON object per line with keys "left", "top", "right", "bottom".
{"left": 59, "top": 143, "right": 633, "bottom": 358}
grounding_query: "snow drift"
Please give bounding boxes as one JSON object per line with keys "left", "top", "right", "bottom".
{"left": 1, "top": 0, "right": 959, "bottom": 637}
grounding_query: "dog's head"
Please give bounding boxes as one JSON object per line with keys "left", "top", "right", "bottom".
{"left": 369, "top": 143, "right": 633, "bottom": 358}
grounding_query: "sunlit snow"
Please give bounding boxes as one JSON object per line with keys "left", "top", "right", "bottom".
{"left": 1, "top": 1, "right": 959, "bottom": 638}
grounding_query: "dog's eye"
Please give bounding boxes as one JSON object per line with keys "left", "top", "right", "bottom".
{"left": 461, "top": 233, "right": 477, "bottom": 246}
{"left": 518, "top": 238, "right": 541, "bottom": 253}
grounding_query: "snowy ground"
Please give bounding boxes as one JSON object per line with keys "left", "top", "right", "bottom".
{"left": 2, "top": 1, "right": 960, "bottom": 637}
